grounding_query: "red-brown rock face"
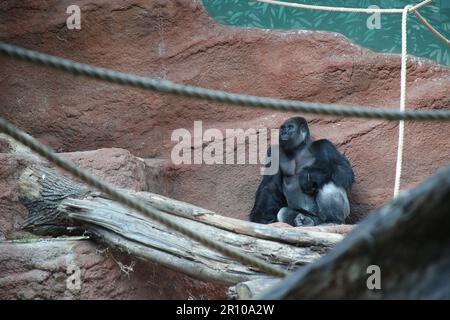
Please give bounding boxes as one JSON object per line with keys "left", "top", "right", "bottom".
{"left": 0, "top": 240, "right": 226, "bottom": 299}
{"left": 0, "top": 0, "right": 449, "bottom": 299}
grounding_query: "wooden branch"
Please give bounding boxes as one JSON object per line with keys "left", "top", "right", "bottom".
{"left": 61, "top": 197, "right": 323, "bottom": 284}
{"left": 117, "top": 190, "right": 346, "bottom": 248}
{"left": 300, "top": 224, "right": 355, "bottom": 234}
{"left": 228, "top": 278, "right": 281, "bottom": 300}
{"left": 259, "top": 165, "right": 450, "bottom": 299}
{"left": 18, "top": 165, "right": 345, "bottom": 285}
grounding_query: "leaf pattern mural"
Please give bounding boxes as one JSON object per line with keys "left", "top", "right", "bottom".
{"left": 202, "top": 0, "right": 450, "bottom": 67}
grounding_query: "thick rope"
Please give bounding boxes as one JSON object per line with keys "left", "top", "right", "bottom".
{"left": 0, "top": 117, "right": 288, "bottom": 278}
{"left": 0, "top": 42, "right": 449, "bottom": 121}
{"left": 394, "top": 6, "right": 412, "bottom": 197}
{"left": 256, "top": 0, "right": 432, "bottom": 14}
{"left": 256, "top": 1, "right": 449, "bottom": 198}
{"left": 258, "top": 0, "right": 449, "bottom": 48}
{"left": 413, "top": 10, "right": 450, "bottom": 47}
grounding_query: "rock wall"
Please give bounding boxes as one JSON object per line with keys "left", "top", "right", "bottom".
{"left": 0, "top": 0, "right": 449, "bottom": 299}
{"left": 0, "top": 240, "right": 226, "bottom": 300}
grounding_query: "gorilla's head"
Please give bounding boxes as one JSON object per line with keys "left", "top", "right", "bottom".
{"left": 279, "top": 117, "right": 310, "bottom": 152}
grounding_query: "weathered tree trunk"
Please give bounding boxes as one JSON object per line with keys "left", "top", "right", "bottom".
{"left": 228, "top": 278, "right": 281, "bottom": 299}
{"left": 259, "top": 165, "right": 450, "bottom": 299}
{"left": 18, "top": 165, "right": 347, "bottom": 286}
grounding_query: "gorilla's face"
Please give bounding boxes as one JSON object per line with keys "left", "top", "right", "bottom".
{"left": 279, "top": 117, "right": 310, "bottom": 151}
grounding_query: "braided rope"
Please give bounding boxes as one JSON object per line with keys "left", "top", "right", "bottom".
{"left": 394, "top": 6, "right": 412, "bottom": 198}
{"left": 256, "top": 0, "right": 432, "bottom": 14}
{"left": 0, "top": 116, "right": 288, "bottom": 277}
{"left": 258, "top": 0, "right": 450, "bottom": 46}
{"left": 0, "top": 42, "right": 449, "bottom": 121}
{"left": 413, "top": 10, "right": 450, "bottom": 47}
{"left": 254, "top": 2, "right": 450, "bottom": 198}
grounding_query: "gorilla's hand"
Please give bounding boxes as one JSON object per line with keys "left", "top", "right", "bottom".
{"left": 277, "top": 207, "right": 316, "bottom": 226}
{"left": 298, "top": 168, "right": 317, "bottom": 195}
{"left": 293, "top": 213, "right": 315, "bottom": 226}
{"left": 298, "top": 167, "right": 330, "bottom": 196}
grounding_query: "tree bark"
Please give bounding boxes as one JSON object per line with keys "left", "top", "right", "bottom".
{"left": 127, "top": 191, "right": 346, "bottom": 248}
{"left": 18, "top": 165, "right": 346, "bottom": 285}
{"left": 228, "top": 278, "right": 281, "bottom": 300}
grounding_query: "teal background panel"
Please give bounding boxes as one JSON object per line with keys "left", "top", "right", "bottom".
{"left": 202, "top": 0, "right": 450, "bottom": 66}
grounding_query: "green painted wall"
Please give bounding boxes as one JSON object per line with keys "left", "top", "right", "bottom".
{"left": 202, "top": 0, "right": 450, "bottom": 67}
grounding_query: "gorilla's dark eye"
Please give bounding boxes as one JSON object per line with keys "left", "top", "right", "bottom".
{"left": 288, "top": 125, "right": 294, "bottom": 129}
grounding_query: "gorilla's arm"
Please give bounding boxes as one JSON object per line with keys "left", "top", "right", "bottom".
{"left": 249, "top": 172, "right": 286, "bottom": 224}
{"left": 310, "top": 139, "right": 354, "bottom": 192}
{"left": 249, "top": 146, "right": 286, "bottom": 224}
{"left": 298, "top": 163, "right": 331, "bottom": 195}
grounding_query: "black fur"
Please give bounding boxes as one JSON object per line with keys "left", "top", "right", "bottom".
{"left": 300, "top": 139, "right": 354, "bottom": 194}
{"left": 249, "top": 170, "right": 286, "bottom": 224}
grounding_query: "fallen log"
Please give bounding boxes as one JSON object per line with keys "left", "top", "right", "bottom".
{"left": 228, "top": 278, "right": 281, "bottom": 300}
{"left": 127, "top": 191, "right": 346, "bottom": 248}
{"left": 18, "top": 165, "right": 347, "bottom": 285}
{"left": 258, "top": 165, "right": 450, "bottom": 299}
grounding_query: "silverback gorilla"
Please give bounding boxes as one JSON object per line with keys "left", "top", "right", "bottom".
{"left": 250, "top": 117, "right": 354, "bottom": 226}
